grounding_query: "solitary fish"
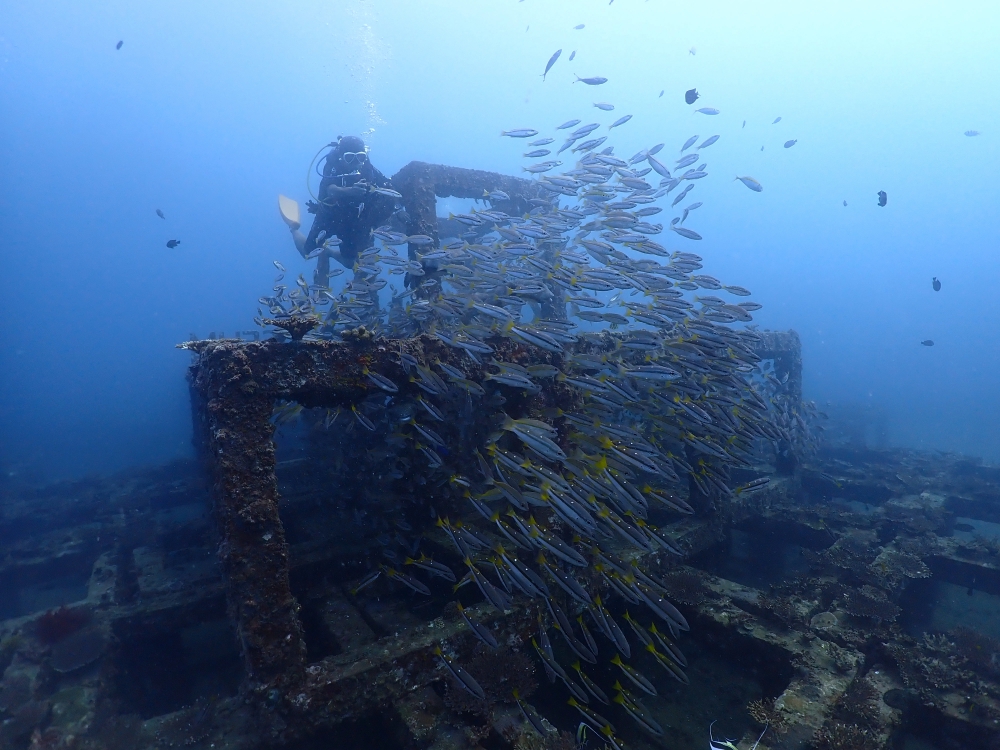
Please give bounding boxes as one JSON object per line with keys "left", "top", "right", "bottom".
{"left": 685, "top": 88, "right": 699, "bottom": 105}
{"left": 166, "top": 239, "right": 181, "bottom": 248}
{"left": 877, "top": 190, "right": 887, "bottom": 207}
{"left": 116, "top": 40, "right": 123, "bottom": 50}
{"left": 670, "top": 226, "right": 702, "bottom": 240}
{"left": 594, "top": 102, "right": 615, "bottom": 111}
{"left": 964, "top": 130, "right": 980, "bottom": 137}
{"left": 575, "top": 76, "right": 608, "bottom": 85}
{"left": 574, "top": 23, "right": 585, "bottom": 29}
{"left": 932, "top": 277, "right": 941, "bottom": 291}
{"left": 695, "top": 107, "right": 719, "bottom": 115}
{"left": 772, "top": 116, "right": 781, "bottom": 124}
{"left": 783, "top": 139, "right": 797, "bottom": 148}
{"left": 156, "top": 208, "right": 165, "bottom": 219}
{"left": 921, "top": 340, "right": 934, "bottom": 346}
{"left": 543, "top": 49, "right": 562, "bottom": 81}
{"left": 689, "top": 47, "right": 696, "bottom": 55}
{"left": 609, "top": 114, "right": 632, "bottom": 130}
{"left": 843, "top": 200, "right": 847, "bottom": 206}
{"left": 742, "top": 120, "right": 746, "bottom": 128}
{"left": 502, "top": 129, "right": 539, "bottom": 138}
{"left": 735, "top": 176, "right": 763, "bottom": 192}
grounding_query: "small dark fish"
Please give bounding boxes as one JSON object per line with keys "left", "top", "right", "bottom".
{"left": 685, "top": 88, "right": 699, "bottom": 105}
{"left": 921, "top": 340, "right": 934, "bottom": 346}
{"left": 877, "top": 190, "right": 887, "bottom": 207}
{"left": 543, "top": 49, "right": 562, "bottom": 81}
{"left": 932, "top": 277, "right": 941, "bottom": 292}
{"left": 166, "top": 239, "right": 181, "bottom": 248}
{"left": 742, "top": 120, "right": 746, "bottom": 128}
{"left": 843, "top": 200, "right": 847, "bottom": 206}
{"left": 783, "top": 139, "right": 797, "bottom": 148}
{"left": 964, "top": 130, "right": 980, "bottom": 137}
{"left": 156, "top": 208, "right": 165, "bottom": 219}
{"left": 575, "top": 75, "right": 608, "bottom": 86}
{"left": 659, "top": 90, "right": 663, "bottom": 97}
{"left": 116, "top": 40, "right": 123, "bottom": 50}
{"left": 772, "top": 116, "right": 781, "bottom": 124}
{"left": 574, "top": 24, "right": 585, "bottom": 29}
{"left": 569, "top": 50, "right": 576, "bottom": 61}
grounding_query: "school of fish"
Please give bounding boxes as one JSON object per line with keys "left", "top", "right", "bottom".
{"left": 258, "top": 116, "right": 805, "bottom": 748}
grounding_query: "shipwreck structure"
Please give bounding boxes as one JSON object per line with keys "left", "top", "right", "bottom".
{"left": 1, "top": 164, "right": 999, "bottom": 750}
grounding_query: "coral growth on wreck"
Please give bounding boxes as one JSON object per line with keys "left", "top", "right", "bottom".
{"left": 443, "top": 645, "right": 537, "bottom": 718}
{"left": 812, "top": 722, "right": 879, "bottom": 750}
{"left": 951, "top": 626, "right": 1000, "bottom": 678}
{"left": 812, "top": 677, "right": 883, "bottom": 750}
{"left": 659, "top": 568, "right": 711, "bottom": 606}
{"left": 842, "top": 591, "right": 900, "bottom": 622}
{"left": 747, "top": 697, "right": 788, "bottom": 737}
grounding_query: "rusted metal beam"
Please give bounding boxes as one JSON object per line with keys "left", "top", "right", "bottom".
{"left": 391, "top": 160, "right": 543, "bottom": 253}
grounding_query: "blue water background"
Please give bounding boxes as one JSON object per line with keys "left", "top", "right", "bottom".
{"left": 2, "top": 1, "right": 999, "bottom": 479}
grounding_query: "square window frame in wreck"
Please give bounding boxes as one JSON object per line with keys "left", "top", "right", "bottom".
{"left": 186, "top": 333, "right": 563, "bottom": 741}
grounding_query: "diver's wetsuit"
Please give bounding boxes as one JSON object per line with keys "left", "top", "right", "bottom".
{"left": 304, "top": 151, "right": 397, "bottom": 284}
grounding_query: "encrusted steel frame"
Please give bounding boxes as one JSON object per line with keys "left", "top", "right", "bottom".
{"left": 391, "top": 160, "right": 543, "bottom": 255}
{"left": 186, "top": 334, "right": 565, "bottom": 741}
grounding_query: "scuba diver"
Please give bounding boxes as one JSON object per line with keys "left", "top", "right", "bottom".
{"left": 297, "top": 135, "right": 401, "bottom": 285}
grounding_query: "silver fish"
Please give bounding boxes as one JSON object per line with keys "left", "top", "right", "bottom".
{"left": 542, "top": 49, "right": 562, "bottom": 80}
{"left": 735, "top": 175, "right": 763, "bottom": 192}
{"left": 609, "top": 114, "right": 632, "bottom": 130}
